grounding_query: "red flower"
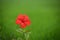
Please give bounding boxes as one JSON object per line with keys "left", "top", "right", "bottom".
{"left": 16, "top": 14, "right": 31, "bottom": 28}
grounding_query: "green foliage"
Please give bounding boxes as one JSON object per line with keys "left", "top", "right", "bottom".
{"left": 0, "top": 0, "right": 60, "bottom": 40}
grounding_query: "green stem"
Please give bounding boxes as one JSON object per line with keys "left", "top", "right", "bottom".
{"left": 16, "top": 28, "right": 31, "bottom": 40}
{"left": 24, "top": 32, "right": 31, "bottom": 40}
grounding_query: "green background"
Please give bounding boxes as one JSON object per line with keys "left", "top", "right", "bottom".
{"left": 0, "top": 0, "right": 60, "bottom": 40}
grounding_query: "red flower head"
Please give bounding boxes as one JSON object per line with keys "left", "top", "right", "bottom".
{"left": 16, "top": 14, "right": 31, "bottom": 28}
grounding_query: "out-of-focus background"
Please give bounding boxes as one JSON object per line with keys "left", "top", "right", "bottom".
{"left": 0, "top": 0, "right": 60, "bottom": 40}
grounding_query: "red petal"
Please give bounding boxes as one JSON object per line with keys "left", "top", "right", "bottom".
{"left": 20, "top": 23, "right": 27, "bottom": 28}
{"left": 24, "top": 18, "right": 28, "bottom": 22}
{"left": 16, "top": 14, "right": 31, "bottom": 28}
{"left": 16, "top": 19, "right": 22, "bottom": 24}
{"left": 24, "top": 20, "right": 30, "bottom": 26}
{"left": 17, "top": 14, "right": 24, "bottom": 20}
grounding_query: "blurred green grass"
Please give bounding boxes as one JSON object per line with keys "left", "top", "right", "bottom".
{"left": 0, "top": 0, "right": 60, "bottom": 40}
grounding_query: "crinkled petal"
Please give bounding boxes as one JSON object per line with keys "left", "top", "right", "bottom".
{"left": 17, "top": 14, "right": 24, "bottom": 20}
{"left": 16, "top": 19, "right": 22, "bottom": 24}
{"left": 24, "top": 20, "right": 30, "bottom": 26}
{"left": 16, "top": 14, "right": 31, "bottom": 28}
{"left": 20, "top": 23, "right": 27, "bottom": 28}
